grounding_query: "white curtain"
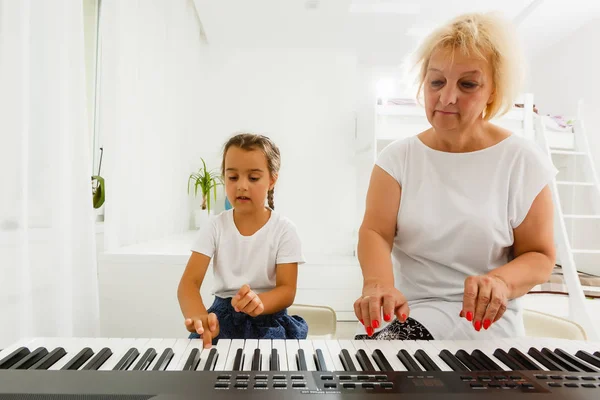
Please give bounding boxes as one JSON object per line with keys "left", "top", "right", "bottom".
{"left": 98, "top": 0, "right": 206, "bottom": 251}
{"left": 0, "top": 0, "right": 100, "bottom": 348}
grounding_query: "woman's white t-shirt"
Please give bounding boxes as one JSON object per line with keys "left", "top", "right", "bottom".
{"left": 191, "top": 209, "right": 305, "bottom": 298}
{"left": 364, "top": 134, "right": 557, "bottom": 340}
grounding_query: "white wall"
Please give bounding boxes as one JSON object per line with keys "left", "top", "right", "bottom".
{"left": 527, "top": 17, "right": 600, "bottom": 173}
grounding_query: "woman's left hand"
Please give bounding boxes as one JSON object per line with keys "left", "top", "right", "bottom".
{"left": 460, "top": 274, "right": 509, "bottom": 331}
{"left": 232, "top": 284, "right": 265, "bottom": 317}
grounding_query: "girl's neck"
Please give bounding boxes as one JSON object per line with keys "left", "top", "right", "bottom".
{"left": 232, "top": 207, "right": 271, "bottom": 236}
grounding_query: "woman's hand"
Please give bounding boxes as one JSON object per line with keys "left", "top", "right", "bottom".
{"left": 184, "top": 313, "right": 220, "bottom": 349}
{"left": 460, "top": 274, "right": 509, "bottom": 331}
{"left": 353, "top": 283, "right": 410, "bottom": 336}
{"left": 231, "top": 284, "right": 264, "bottom": 317}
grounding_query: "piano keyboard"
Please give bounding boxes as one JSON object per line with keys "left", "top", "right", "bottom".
{"left": 1, "top": 337, "right": 600, "bottom": 374}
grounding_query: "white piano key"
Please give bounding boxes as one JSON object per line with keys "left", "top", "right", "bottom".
{"left": 224, "top": 339, "right": 245, "bottom": 371}
{"left": 258, "top": 339, "right": 271, "bottom": 371}
{"left": 48, "top": 338, "right": 82, "bottom": 370}
{"left": 312, "top": 340, "right": 336, "bottom": 372}
{"left": 271, "top": 339, "right": 288, "bottom": 372}
{"left": 298, "top": 340, "right": 317, "bottom": 371}
{"left": 414, "top": 340, "right": 453, "bottom": 371}
{"left": 338, "top": 340, "right": 363, "bottom": 371}
{"left": 324, "top": 340, "right": 345, "bottom": 371}
{"left": 242, "top": 339, "right": 258, "bottom": 371}
{"left": 187, "top": 344, "right": 208, "bottom": 371}
{"left": 284, "top": 339, "right": 299, "bottom": 371}
{"left": 166, "top": 339, "right": 193, "bottom": 371}
{"left": 0, "top": 337, "right": 37, "bottom": 362}
{"left": 213, "top": 339, "right": 232, "bottom": 371}
{"left": 131, "top": 338, "right": 163, "bottom": 370}
{"left": 388, "top": 340, "right": 417, "bottom": 370}
{"left": 365, "top": 340, "right": 406, "bottom": 371}
{"left": 351, "top": 340, "right": 381, "bottom": 371}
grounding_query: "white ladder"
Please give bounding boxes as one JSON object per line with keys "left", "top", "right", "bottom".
{"left": 534, "top": 100, "right": 600, "bottom": 341}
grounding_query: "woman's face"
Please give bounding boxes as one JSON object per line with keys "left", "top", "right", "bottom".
{"left": 424, "top": 47, "right": 495, "bottom": 133}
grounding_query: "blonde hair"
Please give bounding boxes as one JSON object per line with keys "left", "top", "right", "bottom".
{"left": 222, "top": 133, "right": 281, "bottom": 210}
{"left": 414, "top": 12, "right": 523, "bottom": 120}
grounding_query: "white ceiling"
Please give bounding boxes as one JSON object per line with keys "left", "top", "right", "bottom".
{"left": 192, "top": 0, "right": 600, "bottom": 65}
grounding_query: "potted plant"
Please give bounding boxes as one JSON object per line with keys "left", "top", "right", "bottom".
{"left": 188, "top": 158, "right": 222, "bottom": 228}
{"left": 92, "top": 147, "right": 105, "bottom": 221}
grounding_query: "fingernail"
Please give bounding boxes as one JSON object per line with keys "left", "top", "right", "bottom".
{"left": 466, "top": 311, "right": 473, "bottom": 321}
{"left": 474, "top": 320, "right": 481, "bottom": 331}
{"left": 366, "top": 327, "right": 374, "bottom": 336}
{"left": 359, "top": 319, "right": 364, "bottom": 325}
{"left": 483, "top": 319, "right": 491, "bottom": 330}
{"left": 372, "top": 320, "right": 380, "bottom": 329}
{"left": 384, "top": 314, "right": 391, "bottom": 322}
{"left": 401, "top": 313, "right": 407, "bottom": 322}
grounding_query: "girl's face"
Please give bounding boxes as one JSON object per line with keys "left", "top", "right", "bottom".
{"left": 424, "top": 48, "right": 495, "bottom": 133}
{"left": 224, "top": 146, "right": 276, "bottom": 213}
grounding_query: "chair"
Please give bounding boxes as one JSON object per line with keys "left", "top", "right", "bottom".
{"left": 288, "top": 304, "right": 337, "bottom": 339}
{"left": 523, "top": 309, "right": 587, "bottom": 340}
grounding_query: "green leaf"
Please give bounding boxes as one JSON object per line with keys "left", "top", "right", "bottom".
{"left": 92, "top": 175, "right": 105, "bottom": 209}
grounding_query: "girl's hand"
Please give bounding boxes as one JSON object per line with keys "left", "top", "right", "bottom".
{"left": 353, "top": 283, "right": 410, "bottom": 336}
{"left": 460, "top": 274, "right": 509, "bottom": 331}
{"left": 231, "top": 284, "right": 264, "bottom": 317}
{"left": 185, "top": 313, "right": 220, "bottom": 349}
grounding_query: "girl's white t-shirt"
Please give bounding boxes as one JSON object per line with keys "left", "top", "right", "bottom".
{"left": 358, "top": 134, "right": 557, "bottom": 340}
{"left": 191, "top": 209, "right": 305, "bottom": 298}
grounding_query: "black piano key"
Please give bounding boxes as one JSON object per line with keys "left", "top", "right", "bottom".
{"left": 251, "top": 348, "right": 261, "bottom": 371}
{"left": 30, "top": 347, "right": 67, "bottom": 370}
{"left": 541, "top": 348, "right": 581, "bottom": 372}
{"left": 82, "top": 347, "right": 112, "bottom": 371}
{"left": 471, "top": 350, "right": 502, "bottom": 371}
{"left": 133, "top": 348, "right": 157, "bottom": 371}
{"left": 397, "top": 349, "right": 422, "bottom": 372}
{"left": 357, "top": 349, "right": 376, "bottom": 372}
{"left": 455, "top": 350, "right": 485, "bottom": 371}
{"left": 61, "top": 347, "right": 94, "bottom": 370}
{"left": 595, "top": 351, "right": 600, "bottom": 359}
{"left": 439, "top": 349, "right": 469, "bottom": 372}
{"left": 232, "top": 348, "right": 244, "bottom": 371}
{"left": 339, "top": 349, "right": 357, "bottom": 372}
{"left": 296, "top": 349, "right": 308, "bottom": 371}
{"left": 493, "top": 349, "right": 525, "bottom": 370}
{"left": 152, "top": 348, "right": 174, "bottom": 371}
{"left": 315, "top": 349, "right": 328, "bottom": 372}
{"left": 508, "top": 348, "right": 541, "bottom": 371}
{"left": 527, "top": 348, "right": 566, "bottom": 372}
{"left": 372, "top": 349, "right": 394, "bottom": 372}
{"left": 269, "top": 348, "right": 279, "bottom": 371}
{"left": 183, "top": 348, "right": 201, "bottom": 371}
{"left": 415, "top": 349, "right": 441, "bottom": 372}
{"left": 113, "top": 348, "right": 140, "bottom": 371}
{"left": 203, "top": 348, "right": 218, "bottom": 371}
{"left": 554, "top": 348, "right": 598, "bottom": 372}
{"left": 0, "top": 347, "right": 30, "bottom": 369}
{"left": 10, "top": 347, "right": 49, "bottom": 370}
{"left": 575, "top": 350, "right": 600, "bottom": 369}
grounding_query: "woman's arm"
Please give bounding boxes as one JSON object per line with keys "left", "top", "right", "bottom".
{"left": 463, "top": 186, "right": 555, "bottom": 330}
{"left": 354, "top": 165, "right": 410, "bottom": 335}
{"left": 489, "top": 185, "right": 556, "bottom": 298}
{"left": 232, "top": 263, "right": 298, "bottom": 316}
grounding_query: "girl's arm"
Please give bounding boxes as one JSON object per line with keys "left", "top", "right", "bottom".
{"left": 232, "top": 263, "right": 298, "bottom": 316}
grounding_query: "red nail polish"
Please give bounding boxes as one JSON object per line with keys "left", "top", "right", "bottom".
{"left": 360, "top": 319, "right": 364, "bottom": 325}
{"left": 474, "top": 321, "right": 481, "bottom": 331}
{"left": 372, "top": 320, "right": 380, "bottom": 329}
{"left": 384, "top": 314, "right": 391, "bottom": 322}
{"left": 401, "top": 313, "right": 407, "bottom": 321}
{"left": 367, "top": 327, "right": 374, "bottom": 336}
{"left": 483, "top": 319, "right": 491, "bottom": 330}
{"left": 466, "top": 311, "right": 473, "bottom": 321}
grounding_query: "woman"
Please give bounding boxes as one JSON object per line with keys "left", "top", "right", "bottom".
{"left": 354, "top": 12, "right": 557, "bottom": 340}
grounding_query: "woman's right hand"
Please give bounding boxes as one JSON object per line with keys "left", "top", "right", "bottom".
{"left": 353, "top": 283, "right": 410, "bottom": 336}
{"left": 185, "top": 313, "right": 220, "bottom": 349}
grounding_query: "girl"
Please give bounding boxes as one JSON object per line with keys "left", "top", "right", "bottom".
{"left": 177, "top": 133, "right": 308, "bottom": 348}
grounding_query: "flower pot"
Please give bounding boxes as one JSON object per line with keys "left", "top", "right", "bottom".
{"left": 194, "top": 209, "right": 212, "bottom": 229}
